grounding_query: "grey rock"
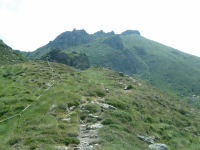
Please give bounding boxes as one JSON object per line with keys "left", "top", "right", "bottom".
{"left": 129, "top": 77, "right": 136, "bottom": 83}
{"left": 51, "top": 104, "right": 57, "bottom": 110}
{"left": 137, "top": 135, "right": 155, "bottom": 144}
{"left": 69, "top": 106, "right": 76, "bottom": 111}
{"left": 61, "top": 118, "right": 71, "bottom": 122}
{"left": 88, "top": 114, "right": 99, "bottom": 118}
{"left": 119, "top": 72, "right": 124, "bottom": 76}
{"left": 55, "top": 146, "right": 68, "bottom": 150}
{"left": 124, "top": 85, "right": 133, "bottom": 90}
{"left": 95, "top": 102, "right": 116, "bottom": 110}
{"left": 149, "top": 143, "right": 169, "bottom": 150}
{"left": 88, "top": 123, "right": 103, "bottom": 130}
{"left": 105, "top": 88, "right": 109, "bottom": 93}
{"left": 46, "top": 82, "right": 52, "bottom": 87}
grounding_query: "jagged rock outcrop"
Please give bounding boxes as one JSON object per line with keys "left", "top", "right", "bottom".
{"left": 50, "top": 29, "right": 91, "bottom": 49}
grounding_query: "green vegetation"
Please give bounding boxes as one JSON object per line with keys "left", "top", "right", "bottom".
{"left": 2, "top": 30, "right": 200, "bottom": 149}
{"left": 22, "top": 30, "right": 200, "bottom": 99}
{"left": 0, "top": 61, "right": 80, "bottom": 149}
{"left": 0, "top": 40, "right": 26, "bottom": 65}
{"left": 1, "top": 61, "right": 199, "bottom": 149}
{"left": 41, "top": 49, "right": 90, "bottom": 70}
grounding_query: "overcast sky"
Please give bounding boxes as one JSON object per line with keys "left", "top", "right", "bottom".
{"left": 0, "top": 0, "right": 200, "bottom": 57}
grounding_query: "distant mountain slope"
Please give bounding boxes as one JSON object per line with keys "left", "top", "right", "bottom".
{"left": 0, "top": 40, "right": 26, "bottom": 65}
{"left": 0, "top": 61, "right": 200, "bottom": 150}
{"left": 23, "top": 30, "right": 200, "bottom": 97}
{"left": 41, "top": 49, "right": 90, "bottom": 69}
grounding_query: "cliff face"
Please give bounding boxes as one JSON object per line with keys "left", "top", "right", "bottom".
{"left": 41, "top": 49, "right": 90, "bottom": 70}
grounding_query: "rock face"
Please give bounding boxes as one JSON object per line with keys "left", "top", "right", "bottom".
{"left": 149, "top": 143, "right": 169, "bottom": 150}
{"left": 41, "top": 49, "right": 90, "bottom": 70}
{"left": 51, "top": 29, "right": 91, "bottom": 48}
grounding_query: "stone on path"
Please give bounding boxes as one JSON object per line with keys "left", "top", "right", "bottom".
{"left": 149, "top": 143, "right": 169, "bottom": 150}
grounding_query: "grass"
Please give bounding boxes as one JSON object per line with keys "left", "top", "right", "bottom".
{"left": 0, "top": 61, "right": 200, "bottom": 149}
{"left": 0, "top": 40, "right": 26, "bottom": 65}
{"left": 0, "top": 61, "right": 80, "bottom": 149}
{"left": 24, "top": 30, "right": 200, "bottom": 99}
{"left": 81, "top": 67, "right": 200, "bottom": 150}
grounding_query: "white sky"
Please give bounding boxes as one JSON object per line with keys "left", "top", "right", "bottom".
{"left": 0, "top": 0, "right": 200, "bottom": 57}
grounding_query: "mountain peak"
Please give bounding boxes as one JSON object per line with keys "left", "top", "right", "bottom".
{"left": 93, "top": 30, "right": 115, "bottom": 36}
{"left": 50, "top": 29, "right": 91, "bottom": 48}
{"left": 72, "top": 28, "right": 88, "bottom": 34}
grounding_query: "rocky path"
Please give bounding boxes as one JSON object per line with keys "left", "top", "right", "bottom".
{"left": 75, "top": 101, "right": 103, "bottom": 150}
{"left": 74, "top": 98, "right": 116, "bottom": 150}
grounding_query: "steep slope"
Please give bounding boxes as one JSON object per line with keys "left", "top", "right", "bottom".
{"left": 0, "top": 61, "right": 200, "bottom": 150}
{"left": 0, "top": 40, "right": 26, "bottom": 65}
{"left": 24, "top": 30, "right": 200, "bottom": 98}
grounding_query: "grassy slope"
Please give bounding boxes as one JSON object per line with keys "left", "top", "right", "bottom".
{"left": 0, "top": 61, "right": 200, "bottom": 150}
{"left": 121, "top": 34, "right": 200, "bottom": 96}
{"left": 64, "top": 34, "right": 200, "bottom": 97}
{"left": 24, "top": 31, "right": 200, "bottom": 98}
{"left": 0, "top": 40, "right": 26, "bottom": 65}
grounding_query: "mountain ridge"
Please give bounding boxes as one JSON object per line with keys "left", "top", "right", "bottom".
{"left": 21, "top": 29, "right": 200, "bottom": 99}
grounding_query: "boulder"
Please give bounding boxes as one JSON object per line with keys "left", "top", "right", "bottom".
{"left": 149, "top": 143, "right": 169, "bottom": 150}
{"left": 119, "top": 72, "right": 124, "bottom": 76}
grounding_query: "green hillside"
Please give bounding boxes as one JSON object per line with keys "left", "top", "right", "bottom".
{"left": 0, "top": 61, "right": 200, "bottom": 150}
{"left": 0, "top": 40, "right": 26, "bottom": 65}
{"left": 41, "top": 49, "right": 90, "bottom": 70}
{"left": 24, "top": 30, "right": 200, "bottom": 98}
